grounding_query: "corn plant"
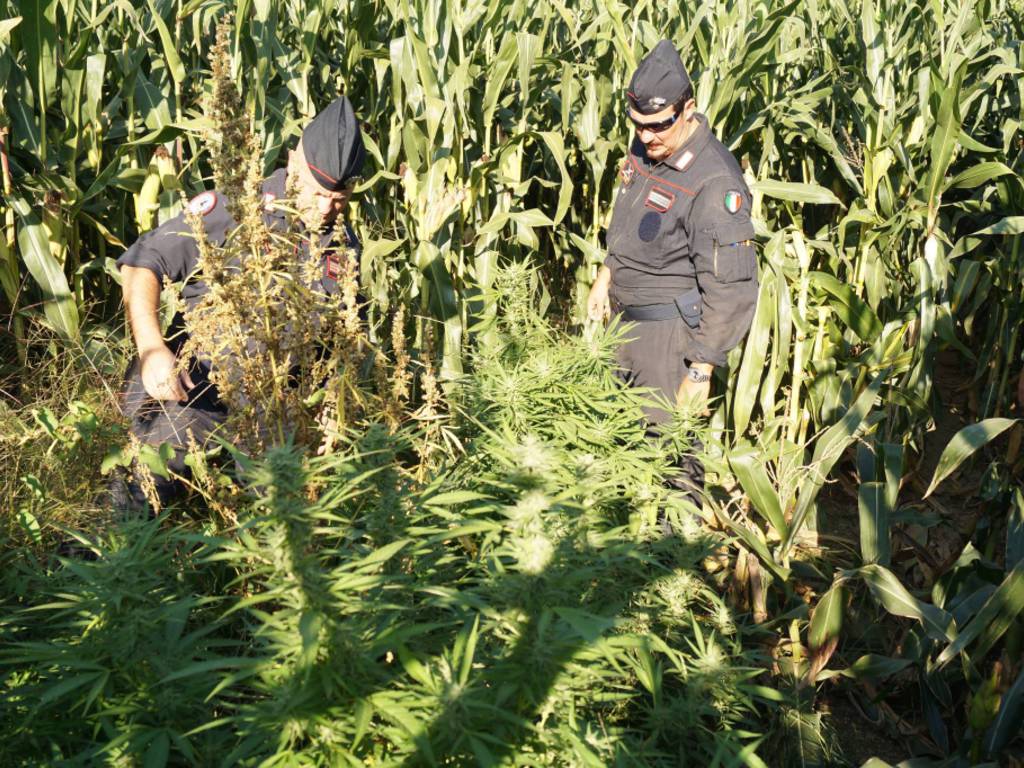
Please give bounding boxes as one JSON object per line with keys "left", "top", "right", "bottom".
{"left": 2, "top": 0, "right": 1024, "bottom": 761}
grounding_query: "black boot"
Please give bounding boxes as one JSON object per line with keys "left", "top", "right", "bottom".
{"left": 101, "top": 467, "right": 153, "bottom": 518}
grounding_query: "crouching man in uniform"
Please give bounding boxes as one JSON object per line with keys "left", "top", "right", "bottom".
{"left": 113, "top": 95, "right": 365, "bottom": 508}
{"left": 587, "top": 40, "right": 759, "bottom": 515}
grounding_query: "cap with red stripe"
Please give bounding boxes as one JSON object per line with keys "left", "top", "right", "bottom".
{"left": 300, "top": 95, "right": 366, "bottom": 191}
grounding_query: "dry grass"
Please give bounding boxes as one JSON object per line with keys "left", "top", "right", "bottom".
{"left": 0, "top": 331, "right": 131, "bottom": 547}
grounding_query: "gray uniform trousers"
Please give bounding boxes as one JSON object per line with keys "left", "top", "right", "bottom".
{"left": 610, "top": 294, "right": 705, "bottom": 504}
{"left": 120, "top": 358, "right": 228, "bottom": 505}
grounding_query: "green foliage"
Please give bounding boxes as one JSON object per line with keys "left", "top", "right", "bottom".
{"left": 2, "top": 0, "right": 1024, "bottom": 761}
{"left": 0, "top": 292, "right": 775, "bottom": 765}
{"left": 0, "top": 340, "right": 129, "bottom": 547}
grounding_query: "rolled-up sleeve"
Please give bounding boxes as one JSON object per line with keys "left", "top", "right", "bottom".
{"left": 687, "top": 176, "right": 759, "bottom": 366}
{"left": 116, "top": 213, "right": 198, "bottom": 284}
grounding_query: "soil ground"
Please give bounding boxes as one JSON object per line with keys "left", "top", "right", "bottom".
{"left": 822, "top": 694, "right": 910, "bottom": 766}
{"left": 812, "top": 349, "right": 985, "bottom": 766}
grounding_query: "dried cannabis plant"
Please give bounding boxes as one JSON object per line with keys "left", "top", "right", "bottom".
{"left": 177, "top": 17, "right": 442, "bottom": 463}
{"left": 179, "top": 19, "right": 369, "bottom": 455}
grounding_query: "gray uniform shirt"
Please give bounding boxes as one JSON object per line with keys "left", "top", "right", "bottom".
{"left": 117, "top": 169, "right": 357, "bottom": 306}
{"left": 605, "top": 114, "right": 758, "bottom": 366}
{"left": 116, "top": 168, "right": 359, "bottom": 357}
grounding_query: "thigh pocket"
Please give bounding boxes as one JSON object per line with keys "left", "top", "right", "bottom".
{"left": 704, "top": 219, "right": 756, "bottom": 283}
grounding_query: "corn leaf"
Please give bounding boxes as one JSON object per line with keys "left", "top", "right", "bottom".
{"left": 809, "top": 271, "right": 883, "bottom": 342}
{"left": 949, "top": 216, "right": 1024, "bottom": 258}
{"left": 11, "top": 196, "right": 80, "bottom": 340}
{"left": 936, "top": 566, "right": 1024, "bottom": 667}
{"left": 945, "top": 161, "right": 1016, "bottom": 190}
{"left": 984, "top": 665, "right": 1024, "bottom": 755}
{"left": 816, "top": 654, "right": 914, "bottom": 681}
{"left": 729, "top": 442, "right": 787, "bottom": 537}
{"left": 481, "top": 36, "right": 517, "bottom": 136}
{"left": 925, "top": 58, "right": 968, "bottom": 226}
{"left": 858, "top": 481, "right": 891, "bottom": 566}
{"left": 145, "top": 0, "right": 185, "bottom": 86}
{"left": 782, "top": 372, "right": 885, "bottom": 557}
{"left": 924, "top": 418, "right": 1018, "bottom": 497}
{"left": 859, "top": 563, "right": 957, "bottom": 642}
{"left": 808, "top": 582, "right": 845, "bottom": 650}
{"left": 0, "top": 16, "right": 22, "bottom": 40}
{"left": 16, "top": 0, "right": 57, "bottom": 113}
{"left": 732, "top": 274, "right": 773, "bottom": 436}
{"left": 535, "top": 131, "right": 573, "bottom": 224}
{"left": 751, "top": 179, "right": 841, "bottom": 205}
{"left": 1008, "top": 489, "right": 1024, "bottom": 571}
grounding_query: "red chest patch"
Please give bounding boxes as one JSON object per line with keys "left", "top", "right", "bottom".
{"left": 644, "top": 186, "right": 676, "bottom": 213}
{"left": 325, "top": 252, "right": 342, "bottom": 280}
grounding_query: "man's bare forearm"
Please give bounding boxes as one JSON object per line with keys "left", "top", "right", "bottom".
{"left": 121, "top": 265, "right": 191, "bottom": 401}
{"left": 121, "top": 265, "right": 166, "bottom": 355}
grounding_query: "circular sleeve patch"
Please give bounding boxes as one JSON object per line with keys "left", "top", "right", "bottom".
{"left": 638, "top": 211, "right": 662, "bottom": 242}
{"left": 188, "top": 191, "right": 217, "bottom": 216}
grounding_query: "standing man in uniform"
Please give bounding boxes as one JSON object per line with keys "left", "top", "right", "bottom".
{"left": 588, "top": 40, "right": 759, "bottom": 509}
{"left": 114, "top": 95, "right": 366, "bottom": 506}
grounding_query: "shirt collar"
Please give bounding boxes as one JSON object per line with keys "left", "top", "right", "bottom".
{"left": 260, "top": 168, "right": 289, "bottom": 228}
{"left": 663, "top": 112, "right": 712, "bottom": 171}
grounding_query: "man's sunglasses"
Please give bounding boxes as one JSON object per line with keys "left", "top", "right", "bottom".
{"left": 628, "top": 109, "right": 682, "bottom": 135}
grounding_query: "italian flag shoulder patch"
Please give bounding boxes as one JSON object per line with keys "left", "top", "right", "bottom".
{"left": 724, "top": 190, "right": 742, "bottom": 214}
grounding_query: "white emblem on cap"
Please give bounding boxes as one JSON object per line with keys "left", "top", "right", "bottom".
{"left": 263, "top": 192, "right": 277, "bottom": 212}
{"left": 649, "top": 97, "right": 666, "bottom": 108}
{"left": 673, "top": 151, "right": 694, "bottom": 171}
{"left": 187, "top": 191, "right": 217, "bottom": 216}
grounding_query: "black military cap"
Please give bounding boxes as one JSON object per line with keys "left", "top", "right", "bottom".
{"left": 301, "top": 95, "right": 366, "bottom": 190}
{"left": 627, "top": 40, "right": 693, "bottom": 115}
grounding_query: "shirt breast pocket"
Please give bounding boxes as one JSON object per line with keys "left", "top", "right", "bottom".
{"left": 705, "top": 219, "right": 756, "bottom": 283}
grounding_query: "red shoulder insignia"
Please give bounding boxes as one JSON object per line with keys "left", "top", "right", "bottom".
{"left": 620, "top": 160, "right": 635, "bottom": 187}
{"left": 187, "top": 191, "right": 217, "bottom": 216}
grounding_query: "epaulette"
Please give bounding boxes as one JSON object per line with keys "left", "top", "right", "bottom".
{"left": 669, "top": 150, "right": 695, "bottom": 172}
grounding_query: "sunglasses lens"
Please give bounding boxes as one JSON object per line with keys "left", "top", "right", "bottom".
{"left": 631, "top": 112, "right": 677, "bottom": 133}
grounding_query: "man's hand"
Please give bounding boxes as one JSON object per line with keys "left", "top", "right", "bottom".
{"left": 587, "top": 266, "right": 612, "bottom": 322}
{"left": 121, "top": 265, "right": 193, "bottom": 401}
{"left": 141, "top": 345, "right": 194, "bottom": 402}
{"left": 676, "top": 364, "right": 713, "bottom": 412}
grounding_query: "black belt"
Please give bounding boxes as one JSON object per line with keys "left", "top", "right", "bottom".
{"left": 619, "top": 287, "right": 702, "bottom": 327}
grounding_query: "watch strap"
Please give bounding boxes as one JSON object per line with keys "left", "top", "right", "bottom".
{"left": 687, "top": 367, "right": 711, "bottom": 384}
